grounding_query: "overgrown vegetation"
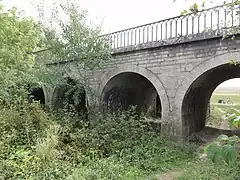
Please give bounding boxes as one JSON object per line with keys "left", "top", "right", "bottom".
{"left": 1, "top": 0, "right": 240, "bottom": 179}
{"left": 205, "top": 93, "right": 240, "bottom": 167}
{"left": 0, "top": 105, "right": 193, "bottom": 179}
{"left": 206, "top": 105, "right": 225, "bottom": 128}
{"left": 0, "top": 2, "right": 191, "bottom": 179}
{"left": 178, "top": 158, "right": 240, "bottom": 180}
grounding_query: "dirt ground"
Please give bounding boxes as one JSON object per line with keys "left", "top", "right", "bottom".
{"left": 156, "top": 170, "right": 183, "bottom": 180}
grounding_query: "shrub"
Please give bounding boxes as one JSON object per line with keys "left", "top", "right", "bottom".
{"left": 0, "top": 105, "right": 192, "bottom": 179}
{"left": 205, "top": 106, "right": 240, "bottom": 166}
{"left": 57, "top": 107, "right": 191, "bottom": 172}
{"left": 0, "top": 102, "right": 54, "bottom": 155}
{"left": 205, "top": 134, "right": 239, "bottom": 165}
{"left": 67, "top": 157, "right": 144, "bottom": 180}
{"left": 178, "top": 158, "right": 240, "bottom": 180}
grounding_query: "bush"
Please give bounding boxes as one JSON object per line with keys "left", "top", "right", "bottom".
{"left": 0, "top": 105, "right": 193, "bottom": 179}
{"left": 0, "top": 103, "right": 63, "bottom": 179}
{"left": 205, "top": 106, "right": 240, "bottom": 166}
{"left": 0, "top": 102, "right": 54, "bottom": 156}
{"left": 205, "top": 134, "right": 239, "bottom": 165}
{"left": 57, "top": 107, "right": 191, "bottom": 171}
{"left": 67, "top": 157, "right": 144, "bottom": 180}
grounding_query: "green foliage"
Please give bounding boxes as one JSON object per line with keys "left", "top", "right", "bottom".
{"left": 0, "top": 0, "right": 111, "bottom": 108}
{"left": 178, "top": 158, "right": 240, "bottom": 180}
{"left": 189, "top": 3, "right": 199, "bottom": 13}
{"left": 68, "top": 157, "right": 144, "bottom": 180}
{"left": 56, "top": 107, "right": 191, "bottom": 171}
{"left": 204, "top": 143, "right": 223, "bottom": 163}
{"left": 0, "top": 103, "right": 54, "bottom": 150}
{"left": 205, "top": 134, "right": 240, "bottom": 165}
{"left": 35, "top": 0, "right": 111, "bottom": 69}
{"left": 31, "top": 0, "right": 111, "bottom": 106}
{"left": 206, "top": 105, "right": 224, "bottom": 127}
{"left": 0, "top": 4, "right": 43, "bottom": 106}
{"left": 0, "top": 105, "right": 193, "bottom": 179}
{"left": 0, "top": 103, "right": 60, "bottom": 179}
{"left": 221, "top": 144, "right": 238, "bottom": 165}
{"left": 0, "top": 5, "right": 40, "bottom": 71}
{"left": 225, "top": 110, "right": 240, "bottom": 128}
{"left": 210, "top": 93, "right": 240, "bottom": 128}
{"left": 35, "top": 125, "right": 60, "bottom": 164}
{"left": 180, "top": 1, "right": 205, "bottom": 15}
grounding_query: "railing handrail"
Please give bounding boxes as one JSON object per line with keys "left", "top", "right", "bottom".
{"left": 33, "top": 2, "right": 240, "bottom": 56}
{"left": 101, "top": 2, "right": 234, "bottom": 37}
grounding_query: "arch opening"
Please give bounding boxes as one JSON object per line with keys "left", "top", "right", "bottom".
{"left": 182, "top": 63, "right": 240, "bottom": 139}
{"left": 101, "top": 72, "right": 162, "bottom": 118}
{"left": 28, "top": 87, "right": 45, "bottom": 104}
{"left": 53, "top": 77, "right": 87, "bottom": 118}
{"left": 207, "top": 78, "right": 240, "bottom": 130}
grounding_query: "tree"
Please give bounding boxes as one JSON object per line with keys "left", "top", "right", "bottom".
{"left": 176, "top": 0, "right": 240, "bottom": 15}
{"left": 0, "top": 0, "right": 110, "bottom": 108}
{"left": 35, "top": 0, "right": 110, "bottom": 76}
{"left": 33, "top": 0, "right": 111, "bottom": 108}
{"left": 0, "top": 5, "right": 43, "bottom": 106}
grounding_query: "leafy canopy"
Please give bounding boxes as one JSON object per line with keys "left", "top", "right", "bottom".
{"left": 0, "top": 0, "right": 111, "bottom": 107}
{"left": 0, "top": 5, "right": 42, "bottom": 106}
{"left": 35, "top": 0, "right": 110, "bottom": 69}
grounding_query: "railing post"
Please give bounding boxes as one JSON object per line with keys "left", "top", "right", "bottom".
{"left": 96, "top": 3, "right": 237, "bottom": 50}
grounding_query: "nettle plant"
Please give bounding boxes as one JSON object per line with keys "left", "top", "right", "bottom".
{"left": 205, "top": 109, "right": 240, "bottom": 165}
{"left": 225, "top": 109, "right": 240, "bottom": 128}
{"left": 204, "top": 134, "right": 240, "bottom": 165}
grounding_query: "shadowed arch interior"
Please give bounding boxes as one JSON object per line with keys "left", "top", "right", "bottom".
{"left": 53, "top": 77, "right": 87, "bottom": 117}
{"left": 182, "top": 63, "right": 240, "bottom": 139}
{"left": 28, "top": 87, "right": 45, "bottom": 104}
{"left": 101, "top": 72, "right": 162, "bottom": 118}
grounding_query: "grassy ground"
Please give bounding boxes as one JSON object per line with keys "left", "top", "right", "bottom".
{"left": 206, "top": 92, "right": 240, "bottom": 129}
{"left": 152, "top": 147, "right": 240, "bottom": 180}
{"left": 211, "top": 93, "right": 240, "bottom": 105}
{"left": 175, "top": 158, "right": 240, "bottom": 180}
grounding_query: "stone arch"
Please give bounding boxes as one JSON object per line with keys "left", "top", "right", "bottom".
{"left": 99, "top": 64, "right": 169, "bottom": 120}
{"left": 175, "top": 51, "right": 240, "bottom": 140}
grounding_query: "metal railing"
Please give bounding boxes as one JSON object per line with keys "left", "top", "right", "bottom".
{"left": 102, "top": 3, "right": 240, "bottom": 49}
{"left": 34, "top": 3, "right": 240, "bottom": 64}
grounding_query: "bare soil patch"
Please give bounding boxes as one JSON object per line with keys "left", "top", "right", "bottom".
{"left": 156, "top": 170, "right": 183, "bottom": 180}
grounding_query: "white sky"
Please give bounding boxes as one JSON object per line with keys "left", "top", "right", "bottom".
{"left": 1, "top": 0, "right": 240, "bottom": 88}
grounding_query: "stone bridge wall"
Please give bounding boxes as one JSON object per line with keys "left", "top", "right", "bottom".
{"left": 45, "top": 35, "right": 240, "bottom": 143}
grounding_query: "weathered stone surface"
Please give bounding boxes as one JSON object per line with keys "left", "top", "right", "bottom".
{"left": 44, "top": 35, "right": 240, "bottom": 143}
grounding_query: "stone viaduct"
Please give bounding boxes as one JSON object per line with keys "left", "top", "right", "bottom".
{"left": 34, "top": 4, "right": 240, "bottom": 142}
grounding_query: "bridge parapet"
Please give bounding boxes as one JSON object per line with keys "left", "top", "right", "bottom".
{"left": 103, "top": 3, "right": 240, "bottom": 53}
{"left": 34, "top": 3, "right": 240, "bottom": 63}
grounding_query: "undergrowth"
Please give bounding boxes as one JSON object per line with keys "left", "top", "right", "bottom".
{"left": 178, "top": 157, "right": 240, "bottom": 180}
{"left": 206, "top": 105, "right": 224, "bottom": 127}
{"left": 0, "top": 105, "right": 192, "bottom": 179}
{"left": 1, "top": 103, "right": 238, "bottom": 180}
